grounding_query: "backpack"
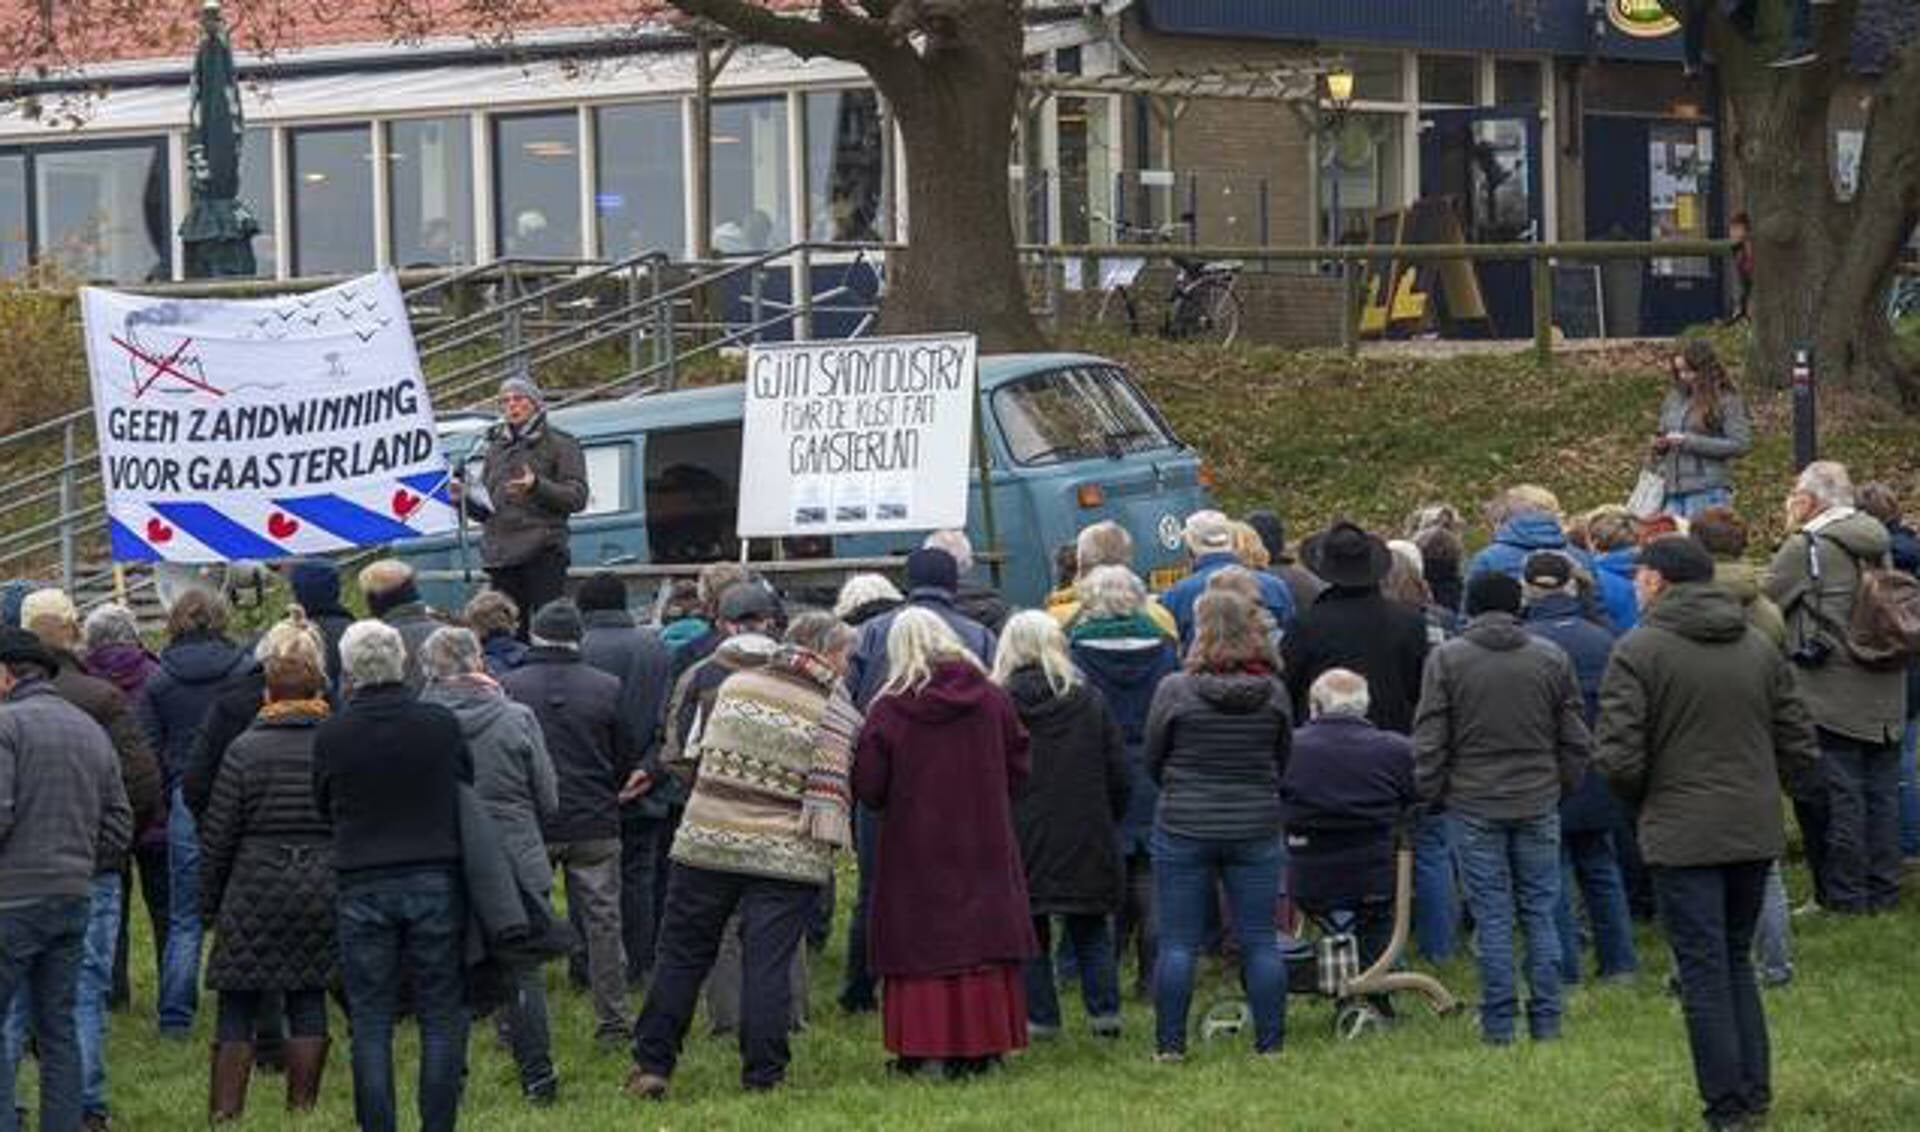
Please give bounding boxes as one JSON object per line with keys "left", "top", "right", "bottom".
{"left": 1799, "top": 533, "right": 1920, "bottom": 671}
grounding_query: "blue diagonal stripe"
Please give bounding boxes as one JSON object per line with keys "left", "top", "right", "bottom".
{"left": 109, "top": 517, "right": 160, "bottom": 562}
{"left": 149, "top": 502, "right": 288, "bottom": 560}
{"left": 399, "top": 469, "right": 455, "bottom": 506}
{"left": 275, "top": 493, "right": 420, "bottom": 545}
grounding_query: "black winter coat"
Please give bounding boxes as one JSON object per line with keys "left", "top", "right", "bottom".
{"left": 200, "top": 709, "right": 336, "bottom": 991}
{"left": 140, "top": 634, "right": 251, "bottom": 796}
{"left": 502, "top": 647, "right": 635, "bottom": 843}
{"left": 1007, "top": 669, "right": 1129, "bottom": 916}
{"left": 1144, "top": 670, "right": 1292, "bottom": 841}
{"left": 183, "top": 665, "right": 264, "bottom": 821}
{"left": 580, "top": 611, "right": 673, "bottom": 815}
{"left": 1282, "top": 587, "right": 1431, "bottom": 735}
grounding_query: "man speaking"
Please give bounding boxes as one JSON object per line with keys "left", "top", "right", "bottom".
{"left": 455, "top": 375, "right": 588, "bottom": 636}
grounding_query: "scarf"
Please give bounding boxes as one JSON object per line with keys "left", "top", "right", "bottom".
{"left": 801, "top": 679, "right": 863, "bottom": 851}
{"left": 436, "top": 671, "right": 502, "bottom": 696}
{"left": 258, "top": 698, "right": 330, "bottom": 724}
{"left": 1069, "top": 611, "right": 1167, "bottom": 642}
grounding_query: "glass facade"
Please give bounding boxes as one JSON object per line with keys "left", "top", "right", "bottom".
{"left": 389, "top": 117, "right": 473, "bottom": 267}
{"left": 595, "top": 101, "right": 685, "bottom": 259}
{"left": 495, "top": 112, "right": 581, "bottom": 258}
{"left": 34, "top": 142, "right": 170, "bottom": 283}
{"left": 709, "top": 97, "right": 789, "bottom": 253}
{"left": 0, "top": 154, "right": 24, "bottom": 275}
{"left": 290, "top": 125, "right": 375, "bottom": 275}
{"left": 238, "top": 127, "right": 276, "bottom": 277}
{"left": 1418, "top": 55, "right": 1478, "bottom": 106}
{"left": 805, "top": 89, "right": 884, "bottom": 243}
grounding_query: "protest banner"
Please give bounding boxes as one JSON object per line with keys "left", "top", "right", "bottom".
{"left": 81, "top": 270, "right": 456, "bottom": 562}
{"left": 736, "top": 333, "right": 978, "bottom": 537}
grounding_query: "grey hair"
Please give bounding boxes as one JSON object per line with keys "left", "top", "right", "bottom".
{"left": 421, "top": 626, "right": 485, "bottom": 682}
{"left": 1309, "top": 668, "right": 1371, "bottom": 720}
{"left": 1077, "top": 565, "right": 1148, "bottom": 620}
{"left": 785, "top": 611, "right": 855, "bottom": 657}
{"left": 833, "top": 573, "right": 903, "bottom": 621}
{"left": 922, "top": 529, "right": 975, "bottom": 575}
{"left": 82, "top": 603, "right": 143, "bottom": 651}
{"left": 1075, "top": 521, "right": 1135, "bottom": 574}
{"left": 1795, "top": 460, "right": 1855, "bottom": 510}
{"left": 339, "top": 619, "right": 407, "bottom": 688}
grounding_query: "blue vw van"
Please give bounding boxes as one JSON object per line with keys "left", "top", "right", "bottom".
{"left": 400, "top": 353, "right": 1214, "bottom": 611}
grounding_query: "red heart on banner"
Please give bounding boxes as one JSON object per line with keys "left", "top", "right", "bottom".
{"left": 267, "top": 512, "right": 300, "bottom": 540}
{"left": 146, "top": 518, "right": 174, "bottom": 544}
{"left": 391, "top": 488, "right": 422, "bottom": 518}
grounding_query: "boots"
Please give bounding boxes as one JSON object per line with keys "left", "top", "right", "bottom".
{"left": 282, "top": 1037, "right": 330, "bottom": 1112}
{"left": 209, "top": 1042, "right": 254, "bottom": 1123}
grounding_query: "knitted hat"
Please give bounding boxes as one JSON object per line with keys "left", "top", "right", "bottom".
{"left": 0, "top": 627, "right": 57, "bottom": 675}
{"left": 576, "top": 572, "right": 628, "bottom": 614}
{"left": 18, "top": 588, "right": 78, "bottom": 629}
{"left": 531, "top": 598, "right": 584, "bottom": 644}
{"left": 905, "top": 547, "right": 959, "bottom": 593}
{"left": 1522, "top": 552, "right": 1574, "bottom": 591}
{"left": 1637, "top": 535, "right": 1715, "bottom": 585}
{"left": 1466, "top": 572, "right": 1523, "bottom": 617}
{"left": 499, "top": 374, "right": 545, "bottom": 407}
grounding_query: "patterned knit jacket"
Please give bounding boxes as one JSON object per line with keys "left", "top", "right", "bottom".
{"left": 670, "top": 647, "right": 856, "bottom": 886}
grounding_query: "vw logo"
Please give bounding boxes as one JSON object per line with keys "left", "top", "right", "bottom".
{"left": 1157, "top": 513, "right": 1182, "bottom": 551}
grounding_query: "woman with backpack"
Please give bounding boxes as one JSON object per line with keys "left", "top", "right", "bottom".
{"left": 1652, "top": 339, "right": 1753, "bottom": 519}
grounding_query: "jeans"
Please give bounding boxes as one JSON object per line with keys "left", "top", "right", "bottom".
{"left": 1454, "top": 812, "right": 1564, "bottom": 1043}
{"left": 1115, "top": 851, "right": 1157, "bottom": 994}
{"left": 1819, "top": 731, "right": 1901, "bottom": 912}
{"left": 839, "top": 804, "right": 879, "bottom": 1012}
{"left": 215, "top": 988, "right": 327, "bottom": 1041}
{"left": 160, "top": 787, "right": 203, "bottom": 1033}
{"left": 1653, "top": 860, "right": 1773, "bottom": 1128}
{"left": 502, "top": 967, "right": 554, "bottom": 1093}
{"left": 1664, "top": 487, "right": 1733, "bottom": 520}
{"left": 621, "top": 809, "right": 669, "bottom": 985}
{"left": 1554, "top": 831, "right": 1639, "bottom": 982}
{"left": 0, "top": 897, "right": 88, "bottom": 1132}
{"left": 337, "top": 870, "right": 469, "bottom": 1132}
{"left": 631, "top": 863, "right": 817, "bottom": 1089}
{"left": 1752, "top": 862, "right": 1793, "bottom": 983}
{"left": 2, "top": 877, "right": 116, "bottom": 1122}
{"left": 1151, "top": 829, "right": 1286, "bottom": 1055}
{"left": 552, "top": 838, "right": 627, "bottom": 1039}
{"left": 1027, "top": 915, "right": 1121, "bottom": 1032}
{"left": 1792, "top": 756, "right": 1833, "bottom": 907}
{"left": 1413, "top": 811, "right": 1460, "bottom": 962}
{"left": 1898, "top": 718, "right": 1919, "bottom": 858}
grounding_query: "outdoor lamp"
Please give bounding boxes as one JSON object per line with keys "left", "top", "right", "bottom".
{"left": 1325, "top": 66, "right": 1356, "bottom": 110}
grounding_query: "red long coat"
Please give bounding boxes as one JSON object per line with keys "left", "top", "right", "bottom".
{"left": 852, "top": 660, "right": 1037, "bottom": 978}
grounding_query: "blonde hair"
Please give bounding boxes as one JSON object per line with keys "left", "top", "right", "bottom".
{"left": 1230, "top": 522, "right": 1272, "bottom": 570}
{"left": 834, "top": 573, "right": 903, "bottom": 621}
{"left": 879, "top": 607, "right": 982, "bottom": 699}
{"left": 1489, "top": 484, "right": 1562, "bottom": 526}
{"left": 256, "top": 606, "right": 326, "bottom": 672}
{"left": 992, "top": 610, "right": 1080, "bottom": 696}
{"left": 1186, "top": 591, "right": 1279, "bottom": 674}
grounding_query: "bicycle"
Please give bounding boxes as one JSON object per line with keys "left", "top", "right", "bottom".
{"left": 1085, "top": 212, "right": 1244, "bottom": 346}
{"left": 1889, "top": 271, "right": 1920, "bottom": 325}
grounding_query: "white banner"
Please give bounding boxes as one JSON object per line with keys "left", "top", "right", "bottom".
{"left": 737, "top": 333, "right": 978, "bottom": 538}
{"left": 81, "top": 270, "right": 455, "bottom": 563}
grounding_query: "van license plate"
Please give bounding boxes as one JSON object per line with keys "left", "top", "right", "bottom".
{"left": 1148, "top": 566, "right": 1188, "bottom": 592}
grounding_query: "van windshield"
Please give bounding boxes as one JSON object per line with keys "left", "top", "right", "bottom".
{"left": 992, "top": 365, "right": 1177, "bottom": 466}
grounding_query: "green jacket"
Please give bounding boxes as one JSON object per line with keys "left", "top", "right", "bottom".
{"left": 477, "top": 414, "right": 589, "bottom": 569}
{"left": 1595, "top": 583, "right": 1819, "bottom": 868}
{"left": 1765, "top": 509, "right": 1908, "bottom": 743}
{"left": 1714, "top": 560, "right": 1785, "bottom": 650}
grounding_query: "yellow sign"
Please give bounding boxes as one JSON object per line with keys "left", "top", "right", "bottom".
{"left": 1609, "top": 0, "right": 1681, "bottom": 38}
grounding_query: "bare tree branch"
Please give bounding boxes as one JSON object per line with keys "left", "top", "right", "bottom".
{"left": 667, "top": 0, "right": 878, "bottom": 61}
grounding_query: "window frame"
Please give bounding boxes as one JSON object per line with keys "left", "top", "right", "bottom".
{"left": 287, "top": 121, "right": 378, "bottom": 277}
{"left": 1, "top": 134, "right": 174, "bottom": 282}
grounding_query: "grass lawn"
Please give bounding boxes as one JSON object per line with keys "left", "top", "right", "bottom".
{"left": 13, "top": 858, "right": 1915, "bottom": 1130}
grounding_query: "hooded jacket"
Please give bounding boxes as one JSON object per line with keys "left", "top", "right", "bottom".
{"left": 1766, "top": 508, "right": 1908, "bottom": 743}
{"left": 1006, "top": 668, "right": 1129, "bottom": 916}
{"left": 501, "top": 645, "right": 635, "bottom": 844}
{"left": 140, "top": 633, "right": 250, "bottom": 795}
{"left": 475, "top": 413, "right": 589, "bottom": 569}
{"left": 1466, "top": 513, "right": 1592, "bottom": 586}
{"left": 1592, "top": 547, "right": 1641, "bottom": 632}
{"left": 421, "top": 680, "right": 558, "bottom": 899}
{"left": 1143, "top": 669, "right": 1292, "bottom": 841}
{"left": 1071, "top": 622, "right": 1180, "bottom": 855}
{"left": 1656, "top": 386, "right": 1753, "bottom": 496}
{"left": 844, "top": 587, "right": 997, "bottom": 710}
{"left": 1523, "top": 593, "right": 1621, "bottom": 833}
{"left": 1714, "top": 560, "right": 1786, "bottom": 649}
{"left": 1413, "top": 612, "right": 1590, "bottom": 821}
{"left": 1595, "top": 583, "right": 1819, "bottom": 867}
{"left": 286, "top": 560, "right": 354, "bottom": 687}
{"left": 853, "top": 660, "right": 1036, "bottom": 978}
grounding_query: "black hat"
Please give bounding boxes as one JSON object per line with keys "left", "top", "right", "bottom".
{"left": 530, "top": 598, "right": 585, "bottom": 644}
{"left": 1303, "top": 521, "right": 1392, "bottom": 589}
{"left": 905, "top": 547, "right": 960, "bottom": 593}
{"left": 1523, "top": 552, "right": 1574, "bottom": 590}
{"left": 717, "top": 582, "right": 778, "bottom": 624}
{"left": 1637, "top": 535, "right": 1715, "bottom": 585}
{"left": 1466, "top": 573, "right": 1524, "bottom": 617}
{"left": 576, "top": 572, "right": 628, "bottom": 614}
{"left": 1244, "top": 510, "right": 1287, "bottom": 560}
{"left": 0, "top": 627, "right": 56, "bottom": 675}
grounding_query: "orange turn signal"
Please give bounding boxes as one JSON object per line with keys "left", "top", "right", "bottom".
{"left": 1198, "top": 464, "right": 1218, "bottom": 491}
{"left": 1076, "top": 483, "right": 1107, "bottom": 509}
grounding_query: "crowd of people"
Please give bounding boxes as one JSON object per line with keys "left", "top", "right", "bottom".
{"left": 0, "top": 366, "right": 1914, "bottom": 1132}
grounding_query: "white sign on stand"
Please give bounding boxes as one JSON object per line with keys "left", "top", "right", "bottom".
{"left": 736, "top": 333, "right": 978, "bottom": 537}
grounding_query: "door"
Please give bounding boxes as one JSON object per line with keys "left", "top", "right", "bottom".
{"left": 1584, "top": 116, "right": 1725, "bottom": 336}
{"left": 1420, "top": 108, "right": 1544, "bottom": 338}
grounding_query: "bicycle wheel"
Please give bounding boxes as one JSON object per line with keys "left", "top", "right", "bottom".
{"left": 1092, "top": 286, "right": 1140, "bottom": 336}
{"left": 1177, "top": 276, "right": 1242, "bottom": 346}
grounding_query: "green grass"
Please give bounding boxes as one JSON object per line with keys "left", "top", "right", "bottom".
{"left": 17, "top": 860, "right": 1920, "bottom": 1130}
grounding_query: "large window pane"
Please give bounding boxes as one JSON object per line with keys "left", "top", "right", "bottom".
{"left": 389, "top": 117, "right": 473, "bottom": 267}
{"left": 290, "top": 125, "right": 374, "bottom": 275}
{"left": 495, "top": 112, "right": 581, "bottom": 259}
{"left": 1419, "top": 55, "right": 1478, "bottom": 106}
{"left": 1057, "top": 96, "right": 1115, "bottom": 246}
{"left": 1495, "top": 60, "right": 1542, "bottom": 107}
{"left": 805, "top": 89, "right": 884, "bottom": 243}
{"left": 0, "top": 154, "right": 25, "bottom": 275}
{"left": 1350, "top": 51, "right": 1405, "bottom": 102}
{"left": 709, "top": 98, "right": 789, "bottom": 253}
{"left": 1321, "top": 113, "right": 1406, "bottom": 245}
{"left": 35, "top": 142, "right": 169, "bottom": 283}
{"left": 238, "top": 127, "right": 276, "bottom": 277}
{"left": 595, "top": 102, "right": 685, "bottom": 259}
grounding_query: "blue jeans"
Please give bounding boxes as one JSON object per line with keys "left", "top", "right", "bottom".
{"left": 1554, "top": 831, "right": 1639, "bottom": 982}
{"left": 1455, "top": 813, "right": 1563, "bottom": 1043}
{"left": 1899, "top": 718, "right": 1919, "bottom": 858}
{"left": 1752, "top": 862, "right": 1793, "bottom": 984}
{"left": 337, "top": 871, "right": 469, "bottom": 1132}
{"left": 160, "top": 786, "right": 203, "bottom": 1033}
{"left": 1151, "top": 829, "right": 1285, "bottom": 1055}
{"left": 1027, "top": 915, "right": 1121, "bottom": 1032}
{"left": 838, "top": 804, "right": 879, "bottom": 1012}
{"left": 1820, "top": 732, "right": 1902, "bottom": 912}
{"left": 0, "top": 897, "right": 88, "bottom": 1132}
{"left": 1413, "top": 811, "right": 1460, "bottom": 962}
{"left": 1665, "top": 487, "right": 1733, "bottom": 520}
{"left": 2, "top": 875, "right": 120, "bottom": 1122}
{"left": 1653, "top": 860, "right": 1773, "bottom": 1127}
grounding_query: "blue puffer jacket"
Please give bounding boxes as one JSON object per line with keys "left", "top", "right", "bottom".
{"left": 139, "top": 634, "right": 251, "bottom": 796}
{"left": 1467, "top": 513, "right": 1592, "bottom": 584}
{"left": 1523, "top": 593, "right": 1620, "bottom": 834}
{"left": 1592, "top": 548, "right": 1641, "bottom": 632}
{"left": 1072, "top": 629, "right": 1180, "bottom": 857}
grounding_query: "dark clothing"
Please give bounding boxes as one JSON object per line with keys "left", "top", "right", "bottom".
{"left": 1027, "top": 914, "right": 1119, "bottom": 1029}
{"left": 182, "top": 664, "right": 265, "bottom": 820}
{"left": 1413, "top": 612, "right": 1589, "bottom": 821}
{"left": 199, "top": 710, "right": 336, "bottom": 992}
{"left": 852, "top": 661, "right": 1036, "bottom": 978}
{"left": 1523, "top": 594, "right": 1622, "bottom": 834}
{"left": 579, "top": 609, "right": 672, "bottom": 800}
{"left": 955, "top": 580, "right": 1012, "bottom": 636}
{"left": 312, "top": 684, "right": 473, "bottom": 878}
{"left": 217, "top": 987, "right": 326, "bottom": 1041}
{"left": 139, "top": 634, "right": 249, "bottom": 795}
{"left": 287, "top": 560, "right": 354, "bottom": 688}
{"left": 1006, "top": 670, "right": 1129, "bottom": 916}
{"left": 482, "top": 631, "right": 528, "bottom": 679}
{"left": 1820, "top": 731, "right": 1901, "bottom": 913}
{"left": 1767, "top": 510, "right": 1907, "bottom": 744}
{"left": 486, "top": 548, "right": 571, "bottom": 643}
{"left": 1281, "top": 586, "right": 1431, "bottom": 734}
{"left": 1143, "top": 671, "right": 1292, "bottom": 842}
{"left": 845, "top": 588, "right": 996, "bottom": 710}
{"left": 0, "top": 681, "right": 133, "bottom": 904}
{"left": 1281, "top": 716, "right": 1415, "bottom": 908}
{"left": 380, "top": 602, "right": 445, "bottom": 693}
{"left": 1653, "top": 860, "right": 1774, "bottom": 1129}
{"left": 1070, "top": 628, "right": 1180, "bottom": 857}
{"left": 502, "top": 646, "right": 635, "bottom": 844}
{"left": 1594, "top": 584, "right": 1820, "bottom": 868}
{"left": 47, "top": 650, "right": 161, "bottom": 862}
{"left": 474, "top": 414, "right": 589, "bottom": 570}
{"left": 1271, "top": 560, "right": 1328, "bottom": 618}
{"left": 0, "top": 896, "right": 87, "bottom": 1132}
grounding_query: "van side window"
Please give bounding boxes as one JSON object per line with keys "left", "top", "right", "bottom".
{"left": 462, "top": 443, "right": 627, "bottom": 516}
{"left": 646, "top": 425, "right": 742, "bottom": 564}
{"left": 991, "top": 365, "right": 1175, "bottom": 466}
